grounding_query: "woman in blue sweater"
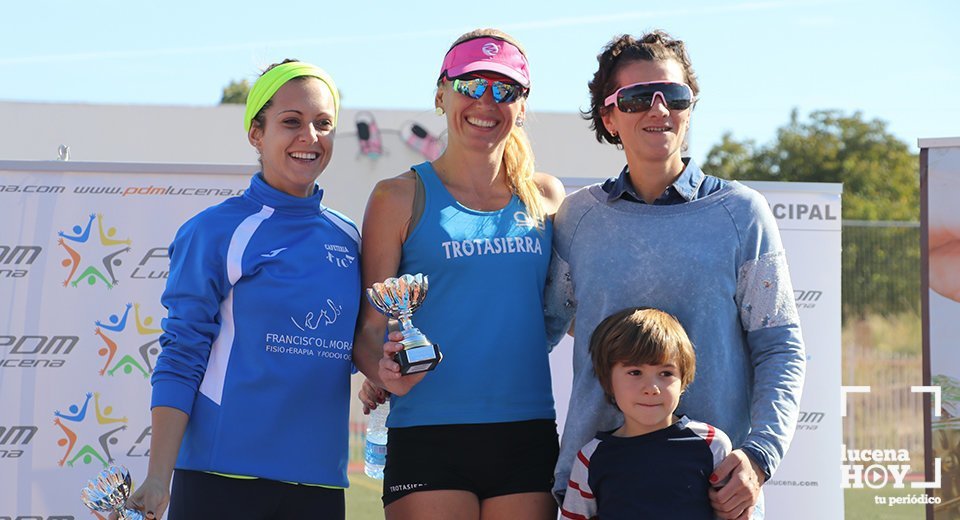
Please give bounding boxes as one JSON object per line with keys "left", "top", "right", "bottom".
{"left": 126, "top": 60, "right": 378, "bottom": 520}
{"left": 357, "top": 28, "right": 565, "bottom": 520}
{"left": 546, "top": 31, "right": 806, "bottom": 520}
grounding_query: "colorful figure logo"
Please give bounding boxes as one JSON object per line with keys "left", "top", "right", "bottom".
{"left": 94, "top": 302, "right": 162, "bottom": 379}
{"left": 53, "top": 391, "right": 128, "bottom": 468}
{"left": 57, "top": 212, "right": 132, "bottom": 289}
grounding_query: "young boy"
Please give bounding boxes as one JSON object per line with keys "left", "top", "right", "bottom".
{"left": 560, "top": 307, "right": 732, "bottom": 520}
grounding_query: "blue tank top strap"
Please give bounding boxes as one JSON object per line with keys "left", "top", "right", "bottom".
{"left": 410, "top": 162, "right": 449, "bottom": 208}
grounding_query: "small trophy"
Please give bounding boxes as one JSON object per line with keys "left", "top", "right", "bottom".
{"left": 81, "top": 465, "right": 145, "bottom": 520}
{"left": 367, "top": 273, "right": 442, "bottom": 375}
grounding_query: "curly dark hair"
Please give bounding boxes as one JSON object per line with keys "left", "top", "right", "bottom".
{"left": 583, "top": 31, "right": 700, "bottom": 146}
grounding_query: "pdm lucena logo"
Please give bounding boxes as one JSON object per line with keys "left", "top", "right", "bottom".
{"left": 0, "top": 424, "right": 38, "bottom": 459}
{"left": 93, "top": 302, "right": 162, "bottom": 379}
{"left": 56, "top": 213, "right": 131, "bottom": 289}
{"left": 793, "top": 288, "right": 823, "bottom": 310}
{"left": 52, "top": 392, "right": 128, "bottom": 468}
{"left": 0, "top": 243, "right": 42, "bottom": 279}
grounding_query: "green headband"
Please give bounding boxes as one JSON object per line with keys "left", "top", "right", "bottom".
{"left": 244, "top": 61, "right": 340, "bottom": 132}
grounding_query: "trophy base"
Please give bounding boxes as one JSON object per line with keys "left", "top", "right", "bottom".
{"left": 395, "top": 343, "right": 442, "bottom": 375}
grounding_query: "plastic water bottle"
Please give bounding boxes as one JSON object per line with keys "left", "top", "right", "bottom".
{"left": 364, "top": 401, "right": 389, "bottom": 479}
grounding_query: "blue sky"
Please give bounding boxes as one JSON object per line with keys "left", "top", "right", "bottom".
{"left": 2, "top": 0, "right": 957, "bottom": 163}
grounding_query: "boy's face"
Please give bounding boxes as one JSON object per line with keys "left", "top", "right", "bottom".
{"left": 610, "top": 361, "right": 683, "bottom": 437}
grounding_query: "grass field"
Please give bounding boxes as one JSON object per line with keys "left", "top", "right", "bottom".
{"left": 845, "top": 487, "right": 927, "bottom": 519}
{"left": 346, "top": 472, "right": 386, "bottom": 520}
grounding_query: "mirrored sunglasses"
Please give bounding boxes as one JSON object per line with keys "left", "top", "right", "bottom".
{"left": 451, "top": 76, "right": 526, "bottom": 104}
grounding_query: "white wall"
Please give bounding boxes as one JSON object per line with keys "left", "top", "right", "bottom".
{"left": 0, "top": 101, "right": 625, "bottom": 222}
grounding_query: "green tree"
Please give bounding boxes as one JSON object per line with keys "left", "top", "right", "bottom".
{"left": 220, "top": 79, "right": 250, "bottom": 105}
{"left": 703, "top": 133, "right": 762, "bottom": 180}
{"left": 706, "top": 109, "right": 918, "bottom": 220}
{"left": 705, "top": 109, "right": 921, "bottom": 318}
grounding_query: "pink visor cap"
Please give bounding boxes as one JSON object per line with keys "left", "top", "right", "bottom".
{"left": 439, "top": 37, "right": 531, "bottom": 88}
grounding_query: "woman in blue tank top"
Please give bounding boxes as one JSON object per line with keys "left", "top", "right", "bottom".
{"left": 356, "top": 28, "right": 565, "bottom": 520}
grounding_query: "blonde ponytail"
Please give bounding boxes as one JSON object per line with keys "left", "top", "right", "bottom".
{"left": 502, "top": 125, "right": 544, "bottom": 224}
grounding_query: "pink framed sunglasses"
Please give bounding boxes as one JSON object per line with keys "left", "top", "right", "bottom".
{"left": 604, "top": 81, "right": 694, "bottom": 113}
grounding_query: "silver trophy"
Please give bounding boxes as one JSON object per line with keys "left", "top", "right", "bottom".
{"left": 367, "top": 273, "right": 442, "bottom": 375}
{"left": 81, "top": 465, "right": 145, "bottom": 520}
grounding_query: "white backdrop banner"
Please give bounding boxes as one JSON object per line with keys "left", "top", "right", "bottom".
{"left": 0, "top": 163, "right": 250, "bottom": 519}
{"left": 549, "top": 179, "right": 844, "bottom": 519}
{"left": 1, "top": 163, "right": 842, "bottom": 518}
{"left": 747, "top": 181, "right": 844, "bottom": 518}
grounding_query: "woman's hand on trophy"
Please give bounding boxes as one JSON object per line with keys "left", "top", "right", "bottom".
{"left": 114, "top": 473, "right": 168, "bottom": 519}
{"left": 378, "top": 331, "right": 427, "bottom": 396}
{"left": 359, "top": 378, "right": 389, "bottom": 414}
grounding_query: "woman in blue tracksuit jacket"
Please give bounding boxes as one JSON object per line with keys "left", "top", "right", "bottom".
{"left": 125, "top": 60, "right": 378, "bottom": 520}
